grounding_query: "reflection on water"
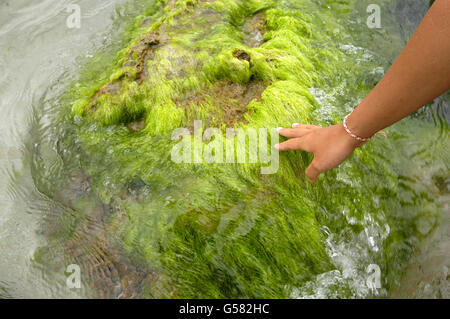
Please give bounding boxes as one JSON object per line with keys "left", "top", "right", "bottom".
{"left": 0, "top": 0, "right": 448, "bottom": 298}
{"left": 0, "top": 0, "right": 126, "bottom": 298}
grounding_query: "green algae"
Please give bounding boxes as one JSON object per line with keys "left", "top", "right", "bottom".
{"left": 33, "top": 0, "right": 449, "bottom": 298}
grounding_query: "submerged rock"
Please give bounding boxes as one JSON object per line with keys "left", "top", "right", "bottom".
{"left": 127, "top": 118, "right": 146, "bottom": 132}
{"left": 243, "top": 12, "right": 267, "bottom": 48}
{"left": 35, "top": 0, "right": 449, "bottom": 298}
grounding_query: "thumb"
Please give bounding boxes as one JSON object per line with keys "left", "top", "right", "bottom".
{"left": 305, "top": 160, "right": 321, "bottom": 182}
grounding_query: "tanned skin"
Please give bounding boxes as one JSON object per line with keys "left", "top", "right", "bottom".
{"left": 276, "top": 0, "right": 450, "bottom": 182}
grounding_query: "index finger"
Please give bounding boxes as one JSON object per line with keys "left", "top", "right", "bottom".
{"left": 275, "top": 137, "right": 313, "bottom": 153}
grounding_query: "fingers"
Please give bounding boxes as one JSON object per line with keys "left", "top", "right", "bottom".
{"left": 277, "top": 127, "right": 309, "bottom": 138}
{"left": 275, "top": 137, "right": 313, "bottom": 152}
{"left": 275, "top": 123, "right": 323, "bottom": 182}
{"left": 305, "top": 160, "right": 321, "bottom": 182}
{"left": 292, "top": 123, "right": 317, "bottom": 129}
{"left": 277, "top": 124, "right": 318, "bottom": 138}
{"left": 275, "top": 139, "right": 322, "bottom": 182}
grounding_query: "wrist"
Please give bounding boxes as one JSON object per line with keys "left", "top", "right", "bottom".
{"left": 338, "top": 123, "right": 367, "bottom": 149}
{"left": 344, "top": 110, "right": 379, "bottom": 139}
{"left": 343, "top": 113, "right": 376, "bottom": 143}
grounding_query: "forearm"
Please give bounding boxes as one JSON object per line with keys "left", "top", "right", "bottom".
{"left": 277, "top": 0, "right": 450, "bottom": 181}
{"left": 347, "top": 0, "right": 450, "bottom": 138}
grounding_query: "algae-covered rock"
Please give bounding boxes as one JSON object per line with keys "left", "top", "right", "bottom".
{"left": 34, "top": 0, "right": 448, "bottom": 298}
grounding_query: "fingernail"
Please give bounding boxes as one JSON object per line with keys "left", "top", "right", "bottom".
{"left": 274, "top": 144, "right": 280, "bottom": 150}
{"left": 276, "top": 127, "right": 283, "bottom": 133}
{"left": 292, "top": 123, "right": 300, "bottom": 128}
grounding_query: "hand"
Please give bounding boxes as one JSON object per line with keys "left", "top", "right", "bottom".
{"left": 275, "top": 123, "right": 364, "bottom": 182}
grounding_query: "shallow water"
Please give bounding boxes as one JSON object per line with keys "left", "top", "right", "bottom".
{"left": 0, "top": 0, "right": 448, "bottom": 298}
{"left": 0, "top": 0, "right": 128, "bottom": 298}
